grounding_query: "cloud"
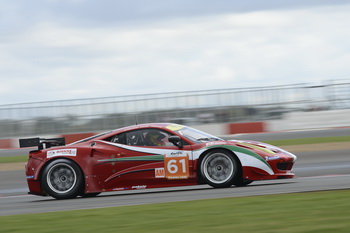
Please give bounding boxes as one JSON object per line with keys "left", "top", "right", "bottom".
{"left": 1, "top": 3, "right": 350, "bottom": 104}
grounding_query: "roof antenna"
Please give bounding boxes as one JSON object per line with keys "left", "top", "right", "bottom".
{"left": 134, "top": 115, "right": 138, "bottom": 125}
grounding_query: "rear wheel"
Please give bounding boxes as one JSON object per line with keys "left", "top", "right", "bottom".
{"left": 200, "top": 150, "right": 238, "bottom": 188}
{"left": 41, "top": 159, "right": 83, "bottom": 199}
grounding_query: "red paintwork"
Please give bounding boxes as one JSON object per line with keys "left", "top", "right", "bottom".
{"left": 24, "top": 123, "right": 296, "bottom": 197}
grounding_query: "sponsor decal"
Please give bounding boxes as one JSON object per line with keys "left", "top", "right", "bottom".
{"left": 166, "top": 124, "right": 184, "bottom": 131}
{"left": 170, "top": 151, "right": 183, "bottom": 156}
{"left": 155, "top": 168, "right": 165, "bottom": 178}
{"left": 113, "top": 188, "right": 127, "bottom": 191}
{"left": 132, "top": 185, "right": 147, "bottom": 189}
{"left": 164, "top": 153, "right": 189, "bottom": 179}
{"left": 47, "top": 149, "right": 77, "bottom": 158}
{"left": 26, "top": 175, "right": 35, "bottom": 179}
{"left": 167, "top": 176, "right": 188, "bottom": 180}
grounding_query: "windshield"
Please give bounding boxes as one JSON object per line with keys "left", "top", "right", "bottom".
{"left": 171, "top": 125, "right": 223, "bottom": 144}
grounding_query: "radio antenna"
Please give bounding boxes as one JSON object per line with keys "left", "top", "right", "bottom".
{"left": 134, "top": 115, "right": 138, "bottom": 125}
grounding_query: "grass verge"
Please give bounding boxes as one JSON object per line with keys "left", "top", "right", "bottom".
{"left": 1, "top": 189, "right": 350, "bottom": 233}
{"left": 0, "top": 155, "right": 27, "bottom": 164}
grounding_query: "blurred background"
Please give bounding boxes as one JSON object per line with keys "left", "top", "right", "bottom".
{"left": 1, "top": 0, "right": 350, "bottom": 138}
{"left": 0, "top": 79, "right": 349, "bottom": 138}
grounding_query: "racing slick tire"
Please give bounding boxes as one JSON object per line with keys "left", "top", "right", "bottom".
{"left": 80, "top": 192, "right": 101, "bottom": 198}
{"left": 41, "top": 159, "right": 84, "bottom": 199}
{"left": 200, "top": 149, "right": 239, "bottom": 188}
{"left": 233, "top": 178, "right": 253, "bottom": 187}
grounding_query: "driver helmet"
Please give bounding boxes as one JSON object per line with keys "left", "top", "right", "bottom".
{"left": 147, "top": 130, "right": 166, "bottom": 146}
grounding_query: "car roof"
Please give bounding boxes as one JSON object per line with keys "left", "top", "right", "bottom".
{"left": 115, "top": 123, "right": 176, "bottom": 132}
{"left": 93, "top": 123, "right": 183, "bottom": 140}
{"left": 69, "top": 123, "right": 180, "bottom": 145}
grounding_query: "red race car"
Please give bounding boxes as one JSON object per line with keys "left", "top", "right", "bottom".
{"left": 21, "top": 123, "right": 297, "bottom": 199}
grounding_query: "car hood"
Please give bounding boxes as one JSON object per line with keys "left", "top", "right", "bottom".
{"left": 228, "top": 139, "right": 297, "bottom": 162}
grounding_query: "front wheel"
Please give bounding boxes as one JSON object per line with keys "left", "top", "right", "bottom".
{"left": 200, "top": 150, "right": 239, "bottom": 188}
{"left": 80, "top": 192, "right": 101, "bottom": 198}
{"left": 234, "top": 178, "right": 253, "bottom": 187}
{"left": 41, "top": 159, "right": 84, "bottom": 199}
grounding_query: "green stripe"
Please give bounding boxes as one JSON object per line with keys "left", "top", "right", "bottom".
{"left": 98, "top": 154, "right": 164, "bottom": 162}
{"left": 204, "top": 145, "right": 271, "bottom": 168}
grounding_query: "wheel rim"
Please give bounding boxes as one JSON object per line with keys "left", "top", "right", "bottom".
{"left": 203, "top": 153, "right": 234, "bottom": 184}
{"left": 47, "top": 163, "right": 77, "bottom": 194}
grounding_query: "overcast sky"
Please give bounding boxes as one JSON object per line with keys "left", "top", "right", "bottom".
{"left": 1, "top": 0, "right": 350, "bottom": 105}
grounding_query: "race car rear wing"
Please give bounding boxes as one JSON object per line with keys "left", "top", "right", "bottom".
{"left": 19, "top": 137, "right": 65, "bottom": 150}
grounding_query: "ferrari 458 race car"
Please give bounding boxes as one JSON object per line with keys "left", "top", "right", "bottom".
{"left": 21, "top": 123, "right": 297, "bottom": 199}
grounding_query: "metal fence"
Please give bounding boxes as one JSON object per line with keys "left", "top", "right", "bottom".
{"left": 0, "top": 80, "right": 349, "bottom": 138}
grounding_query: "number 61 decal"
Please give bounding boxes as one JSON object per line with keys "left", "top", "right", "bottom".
{"left": 164, "top": 154, "right": 189, "bottom": 179}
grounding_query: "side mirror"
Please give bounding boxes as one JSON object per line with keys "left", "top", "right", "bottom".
{"left": 168, "top": 136, "right": 183, "bottom": 148}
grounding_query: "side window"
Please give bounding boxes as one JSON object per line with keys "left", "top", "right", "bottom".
{"left": 110, "top": 133, "right": 126, "bottom": 144}
{"left": 107, "top": 129, "right": 189, "bottom": 147}
{"left": 143, "top": 129, "right": 173, "bottom": 147}
{"left": 112, "top": 129, "right": 174, "bottom": 147}
{"left": 125, "top": 130, "right": 145, "bottom": 146}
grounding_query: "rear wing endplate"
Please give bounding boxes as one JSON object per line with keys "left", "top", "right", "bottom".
{"left": 19, "top": 137, "right": 65, "bottom": 150}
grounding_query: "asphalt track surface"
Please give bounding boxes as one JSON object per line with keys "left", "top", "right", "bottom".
{"left": 0, "top": 129, "right": 349, "bottom": 216}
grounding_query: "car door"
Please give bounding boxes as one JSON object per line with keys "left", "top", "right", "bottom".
{"left": 91, "top": 128, "right": 195, "bottom": 190}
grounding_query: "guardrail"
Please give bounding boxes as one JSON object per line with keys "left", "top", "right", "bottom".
{"left": 0, "top": 80, "right": 349, "bottom": 138}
